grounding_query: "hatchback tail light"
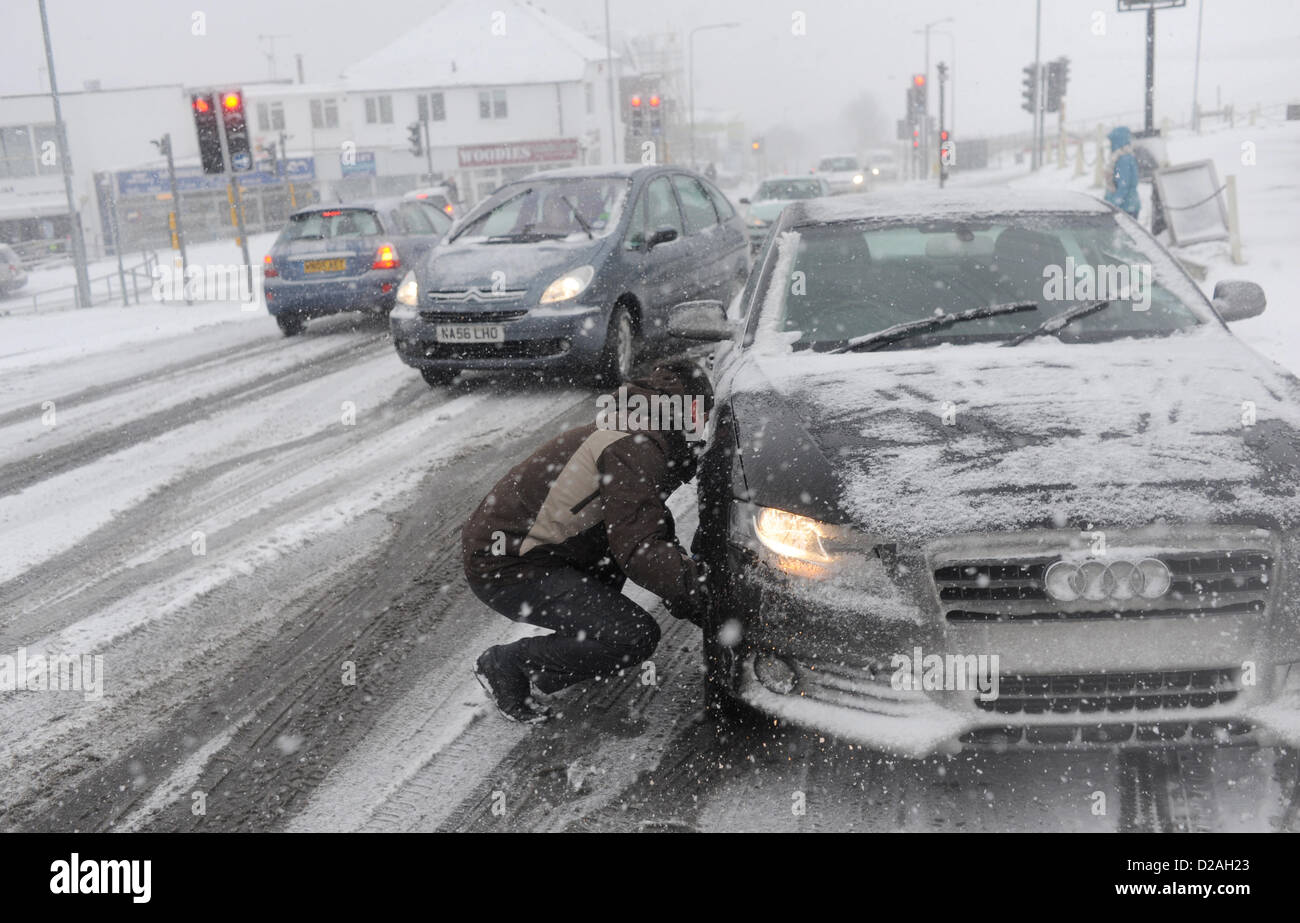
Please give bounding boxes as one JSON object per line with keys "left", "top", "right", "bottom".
{"left": 372, "top": 244, "right": 399, "bottom": 270}
{"left": 263, "top": 254, "right": 278, "bottom": 278}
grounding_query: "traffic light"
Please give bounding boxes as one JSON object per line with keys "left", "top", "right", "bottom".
{"left": 912, "top": 127, "right": 920, "bottom": 149}
{"left": 407, "top": 122, "right": 423, "bottom": 157}
{"left": 1046, "top": 56, "right": 1070, "bottom": 113}
{"left": 1021, "top": 63, "right": 1039, "bottom": 114}
{"left": 192, "top": 93, "right": 224, "bottom": 174}
{"left": 909, "top": 74, "right": 927, "bottom": 120}
{"left": 648, "top": 94, "right": 662, "bottom": 135}
{"left": 751, "top": 138, "right": 762, "bottom": 153}
{"left": 220, "top": 91, "right": 252, "bottom": 172}
{"left": 629, "top": 95, "right": 643, "bottom": 134}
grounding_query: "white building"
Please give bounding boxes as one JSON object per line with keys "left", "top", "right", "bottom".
{"left": 244, "top": 0, "right": 625, "bottom": 207}
{"left": 0, "top": 0, "right": 625, "bottom": 261}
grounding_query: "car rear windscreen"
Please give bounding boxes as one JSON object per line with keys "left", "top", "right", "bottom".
{"left": 281, "top": 209, "right": 382, "bottom": 242}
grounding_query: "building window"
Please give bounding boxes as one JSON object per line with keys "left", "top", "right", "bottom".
{"left": 0, "top": 124, "right": 58, "bottom": 178}
{"left": 365, "top": 95, "right": 393, "bottom": 124}
{"left": 478, "top": 89, "right": 507, "bottom": 119}
{"left": 256, "top": 102, "right": 285, "bottom": 132}
{"left": 311, "top": 98, "right": 339, "bottom": 130}
{"left": 417, "top": 92, "right": 445, "bottom": 123}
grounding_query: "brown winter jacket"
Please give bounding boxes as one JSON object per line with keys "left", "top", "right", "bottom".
{"left": 461, "top": 367, "right": 703, "bottom": 608}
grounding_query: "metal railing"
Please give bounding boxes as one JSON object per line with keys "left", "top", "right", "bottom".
{"left": 10, "top": 251, "right": 160, "bottom": 314}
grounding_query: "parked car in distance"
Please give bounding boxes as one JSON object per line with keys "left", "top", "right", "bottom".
{"left": 404, "top": 183, "right": 460, "bottom": 219}
{"left": 0, "top": 244, "right": 28, "bottom": 297}
{"left": 262, "top": 197, "right": 452, "bottom": 336}
{"left": 813, "top": 154, "right": 865, "bottom": 194}
{"left": 676, "top": 187, "right": 1297, "bottom": 757}
{"left": 738, "top": 176, "right": 832, "bottom": 252}
{"left": 390, "top": 164, "right": 749, "bottom": 387}
{"left": 864, "top": 148, "right": 900, "bottom": 184}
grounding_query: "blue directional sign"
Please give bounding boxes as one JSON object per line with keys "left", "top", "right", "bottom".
{"left": 116, "top": 157, "right": 316, "bottom": 196}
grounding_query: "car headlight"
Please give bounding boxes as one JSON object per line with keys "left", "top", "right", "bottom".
{"left": 871, "top": 167, "right": 880, "bottom": 176}
{"left": 852, "top": 173, "right": 864, "bottom": 184}
{"left": 732, "top": 502, "right": 881, "bottom": 579}
{"left": 540, "top": 265, "right": 594, "bottom": 304}
{"left": 392, "top": 270, "right": 419, "bottom": 318}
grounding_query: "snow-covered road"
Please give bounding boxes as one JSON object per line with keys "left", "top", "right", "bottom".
{"left": 2, "top": 122, "right": 1299, "bottom": 833}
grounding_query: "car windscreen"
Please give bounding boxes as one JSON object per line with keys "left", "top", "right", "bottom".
{"left": 756, "top": 213, "right": 1208, "bottom": 351}
{"left": 279, "top": 209, "right": 382, "bottom": 242}
{"left": 453, "top": 178, "right": 629, "bottom": 242}
{"left": 756, "top": 180, "right": 823, "bottom": 201}
{"left": 818, "top": 157, "right": 858, "bottom": 172}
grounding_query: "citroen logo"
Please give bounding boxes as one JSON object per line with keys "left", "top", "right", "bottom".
{"left": 1043, "top": 558, "right": 1173, "bottom": 602}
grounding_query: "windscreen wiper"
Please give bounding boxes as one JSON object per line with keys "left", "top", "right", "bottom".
{"left": 560, "top": 195, "right": 594, "bottom": 239}
{"left": 1003, "top": 300, "right": 1112, "bottom": 347}
{"left": 825, "top": 302, "right": 1039, "bottom": 354}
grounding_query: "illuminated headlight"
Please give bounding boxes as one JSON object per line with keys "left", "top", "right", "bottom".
{"left": 391, "top": 271, "right": 419, "bottom": 318}
{"left": 852, "top": 173, "right": 864, "bottom": 184}
{"left": 871, "top": 167, "right": 880, "bottom": 176}
{"left": 1043, "top": 558, "right": 1172, "bottom": 602}
{"left": 540, "top": 265, "right": 594, "bottom": 304}
{"left": 731, "top": 502, "right": 881, "bottom": 579}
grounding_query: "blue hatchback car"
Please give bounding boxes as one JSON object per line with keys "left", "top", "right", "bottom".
{"left": 389, "top": 165, "right": 749, "bottom": 386}
{"left": 263, "top": 197, "right": 453, "bottom": 336}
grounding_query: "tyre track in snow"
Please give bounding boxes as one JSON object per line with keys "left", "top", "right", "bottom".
{"left": 8, "top": 384, "right": 591, "bottom": 831}
{"left": 0, "top": 329, "right": 391, "bottom": 499}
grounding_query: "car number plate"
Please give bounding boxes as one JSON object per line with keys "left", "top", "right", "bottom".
{"left": 303, "top": 258, "right": 346, "bottom": 273}
{"left": 435, "top": 324, "right": 505, "bottom": 343}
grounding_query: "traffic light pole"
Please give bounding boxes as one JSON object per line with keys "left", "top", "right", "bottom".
{"left": 937, "top": 63, "right": 948, "bottom": 188}
{"left": 161, "top": 134, "right": 191, "bottom": 305}
{"left": 215, "top": 106, "right": 252, "bottom": 274}
{"left": 1032, "top": 0, "right": 1042, "bottom": 170}
{"left": 423, "top": 120, "right": 435, "bottom": 185}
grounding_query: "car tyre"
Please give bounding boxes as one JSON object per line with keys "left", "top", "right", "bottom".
{"left": 276, "top": 314, "right": 305, "bottom": 337}
{"left": 420, "top": 367, "right": 458, "bottom": 388}
{"left": 592, "top": 304, "right": 634, "bottom": 387}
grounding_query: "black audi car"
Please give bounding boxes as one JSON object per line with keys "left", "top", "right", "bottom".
{"left": 672, "top": 188, "right": 1300, "bottom": 756}
{"left": 389, "top": 164, "right": 749, "bottom": 386}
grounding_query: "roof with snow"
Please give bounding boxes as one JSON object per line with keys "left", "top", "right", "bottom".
{"left": 341, "top": 0, "right": 617, "bottom": 91}
{"left": 788, "top": 187, "right": 1114, "bottom": 225}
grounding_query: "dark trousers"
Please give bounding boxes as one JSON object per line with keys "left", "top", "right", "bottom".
{"left": 468, "top": 565, "right": 661, "bottom": 694}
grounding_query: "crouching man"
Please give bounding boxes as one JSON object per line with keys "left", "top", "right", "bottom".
{"left": 462, "top": 361, "right": 713, "bottom": 723}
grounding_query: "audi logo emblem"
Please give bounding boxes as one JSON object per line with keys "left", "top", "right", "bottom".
{"left": 1043, "top": 558, "right": 1173, "bottom": 602}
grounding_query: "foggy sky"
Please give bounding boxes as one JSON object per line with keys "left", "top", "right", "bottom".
{"left": 2, "top": 0, "right": 1297, "bottom": 144}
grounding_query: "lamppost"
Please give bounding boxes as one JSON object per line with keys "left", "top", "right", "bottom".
{"left": 914, "top": 16, "right": 953, "bottom": 175}
{"left": 931, "top": 30, "right": 957, "bottom": 135}
{"left": 689, "top": 21, "right": 740, "bottom": 169}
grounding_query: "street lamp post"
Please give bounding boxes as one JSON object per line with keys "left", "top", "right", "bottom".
{"left": 37, "top": 0, "right": 92, "bottom": 309}
{"left": 689, "top": 21, "right": 739, "bottom": 169}
{"left": 914, "top": 17, "right": 953, "bottom": 178}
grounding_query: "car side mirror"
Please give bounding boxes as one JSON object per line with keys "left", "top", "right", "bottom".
{"left": 1212, "top": 280, "right": 1266, "bottom": 322}
{"left": 668, "top": 300, "right": 734, "bottom": 341}
{"left": 738, "top": 197, "right": 751, "bottom": 205}
{"left": 647, "top": 226, "right": 679, "bottom": 249}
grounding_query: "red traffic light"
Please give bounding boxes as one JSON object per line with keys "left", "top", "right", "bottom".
{"left": 222, "top": 92, "right": 242, "bottom": 110}
{"left": 193, "top": 97, "right": 211, "bottom": 113}
{"left": 940, "top": 130, "right": 949, "bottom": 141}
{"left": 630, "top": 95, "right": 642, "bottom": 107}
{"left": 648, "top": 94, "right": 661, "bottom": 108}
{"left": 913, "top": 74, "right": 926, "bottom": 87}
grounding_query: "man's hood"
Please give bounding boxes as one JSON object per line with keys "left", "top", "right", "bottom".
{"left": 598, "top": 366, "right": 709, "bottom": 483}
{"left": 1108, "top": 125, "right": 1133, "bottom": 149}
{"left": 729, "top": 331, "right": 1300, "bottom": 544}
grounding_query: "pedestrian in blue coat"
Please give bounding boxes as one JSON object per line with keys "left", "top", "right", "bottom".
{"left": 1104, "top": 125, "right": 1141, "bottom": 218}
